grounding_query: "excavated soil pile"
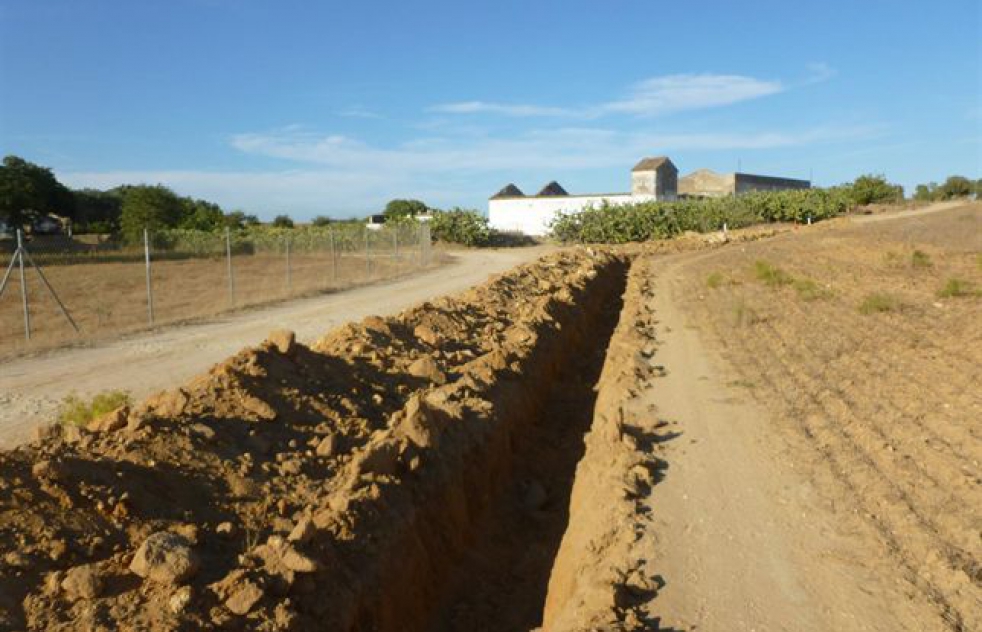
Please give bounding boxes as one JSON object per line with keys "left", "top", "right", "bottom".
{"left": 0, "top": 248, "right": 673, "bottom": 632}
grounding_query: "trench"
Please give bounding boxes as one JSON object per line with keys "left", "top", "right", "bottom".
{"left": 344, "top": 257, "right": 631, "bottom": 632}
{"left": 427, "top": 266, "right": 627, "bottom": 632}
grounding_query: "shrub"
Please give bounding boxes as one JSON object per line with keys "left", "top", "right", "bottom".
{"left": 937, "top": 278, "right": 980, "bottom": 298}
{"left": 706, "top": 272, "right": 725, "bottom": 289}
{"left": 58, "top": 390, "right": 131, "bottom": 427}
{"left": 430, "top": 208, "right": 492, "bottom": 246}
{"left": 754, "top": 261, "right": 794, "bottom": 287}
{"left": 793, "top": 278, "right": 832, "bottom": 301}
{"left": 858, "top": 293, "right": 901, "bottom": 314}
{"left": 550, "top": 188, "right": 852, "bottom": 244}
{"left": 910, "top": 249, "right": 932, "bottom": 268}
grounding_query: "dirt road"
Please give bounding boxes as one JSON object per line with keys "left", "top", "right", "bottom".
{"left": 0, "top": 246, "right": 551, "bottom": 447}
{"left": 642, "top": 202, "right": 980, "bottom": 630}
{"left": 642, "top": 254, "right": 931, "bottom": 631}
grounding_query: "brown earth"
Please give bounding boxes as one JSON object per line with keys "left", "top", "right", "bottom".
{"left": 0, "top": 204, "right": 977, "bottom": 632}
{"left": 657, "top": 202, "right": 981, "bottom": 630}
{"left": 0, "top": 249, "right": 436, "bottom": 359}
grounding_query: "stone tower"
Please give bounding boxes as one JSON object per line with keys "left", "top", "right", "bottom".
{"left": 631, "top": 156, "right": 678, "bottom": 200}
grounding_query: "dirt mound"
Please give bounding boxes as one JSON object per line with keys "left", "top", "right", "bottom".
{"left": 0, "top": 248, "right": 672, "bottom": 631}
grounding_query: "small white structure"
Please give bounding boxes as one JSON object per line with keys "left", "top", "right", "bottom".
{"left": 488, "top": 157, "right": 678, "bottom": 236}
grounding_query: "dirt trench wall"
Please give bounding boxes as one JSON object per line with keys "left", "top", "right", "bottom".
{"left": 541, "top": 254, "right": 663, "bottom": 631}
{"left": 318, "top": 254, "right": 630, "bottom": 631}
{"left": 0, "top": 248, "right": 639, "bottom": 632}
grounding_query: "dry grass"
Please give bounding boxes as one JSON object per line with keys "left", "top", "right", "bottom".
{"left": 58, "top": 390, "right": 131, "bottom": 427}
{"left": 0, "top": 250, "right": 440, "bottom": 358}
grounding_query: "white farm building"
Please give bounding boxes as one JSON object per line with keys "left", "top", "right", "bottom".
{"left": 488, "top": 156, "right": 811, "bottom": 236}
{"left": 488, "top": 157, "right": 678, "bottom": 237}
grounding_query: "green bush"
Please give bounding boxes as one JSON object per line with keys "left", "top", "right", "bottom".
{"left": 429, "top": 208, "right": 492, "bottom": 246}
{"left": 858, "top": 293, "right": 901, "bottom": 314}
{"left": 937, "top": 278, "right": 980, "bottom": 298}
{"left": 845, "top": 174, "right": 904, "bottom": 205}
{"left": 58, "top": 390, "right": 131, "bottom": 427}
{"left": 550, "top": 188, "right": 852, "bottom": 244}
{"left": 754, "top": 260, "right": 794, "bottom": 287}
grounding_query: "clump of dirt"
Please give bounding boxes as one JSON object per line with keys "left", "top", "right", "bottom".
{"left": 0, "top": 247, "right": 665, "bottom": 631}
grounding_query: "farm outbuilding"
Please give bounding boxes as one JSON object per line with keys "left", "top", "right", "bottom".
{"left": 488, "top": 157, "right": 677, "bottom": 236}
{"left": 678, "top": 169, "right": 810, "bottom": 198}
{"left": 488, "top": 156, "right": 811, "bottom": 236}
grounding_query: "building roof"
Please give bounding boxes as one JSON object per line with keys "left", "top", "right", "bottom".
{"left": 536, "top": 181, "right": 569, "bottom": 196}
{"left": 632, "top": 156, "right": 675, "bottom": 172}
{"left": 490, "top": 183, "right": 525, "bottom": 199}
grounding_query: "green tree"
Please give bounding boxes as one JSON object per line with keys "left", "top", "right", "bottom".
{"left": 119, "top": 185, "right": 184, "bottom": 242}
{"left": 847, "top": 174, "right": 903, "bottom": 205}
{"left": 938, "top": 175, "right": 973, "bottom": 199}
{"left": 224, "top": 210, "right": 260, "bottom": 229}
{"left": 311, "top": 215, "right": 333, "bottom": 227}
{"left": 384, "top": 199, "right": 428, "bottom": 219}
{"left": 0, "top": 155, "right": 75, "bottom": 227}
{"left": 72, "top": 188, "right": 123, "bottom": 233}
{"left": 913, "top": 183, "right": 936, "bottom": 201}
{"left": 272, "top": 214, "right": 294, "bottom": 228}
{"left": 178, "top": 198, "right": 225, "bottom": 231}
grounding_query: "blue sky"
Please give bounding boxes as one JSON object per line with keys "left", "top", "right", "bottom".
{"left": 1, "top": 0, "right": 979, "bottom": 219}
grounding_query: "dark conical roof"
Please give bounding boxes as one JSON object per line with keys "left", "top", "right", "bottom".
{"left": 536, "top": 181, "right": 568, "bottom": 196}
{"left": 491, "top": 183, "right": 525, "bottom": 199}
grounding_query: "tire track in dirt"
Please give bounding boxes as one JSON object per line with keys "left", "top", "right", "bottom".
{"left": 674, "top": 207, "right": 982, "bottom": 630}
{"left": 698, "top": 306, "right": 967, "bottom": 630}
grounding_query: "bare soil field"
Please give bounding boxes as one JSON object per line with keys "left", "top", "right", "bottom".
{"left": 0, "top": 250, "right": 430, "bottom": 359}
{"left": 670, "top": 202, "right": 981, "bottom": 630}
{"left": 0, "top": 204, "right": 977, "bottom": 632}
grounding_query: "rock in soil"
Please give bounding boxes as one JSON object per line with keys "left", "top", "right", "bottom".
{"left": 129, "top": 531, "right": 200, "bottom": 585}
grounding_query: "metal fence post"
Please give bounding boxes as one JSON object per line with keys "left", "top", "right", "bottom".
{"left": 365, "top": 230, "right": 371, "bottom": 278}
{"left": 16, "top": 230, "right": 30, "bottom": 340}
{"left": 393, "top": 228, "right": 398, "bottom": 262}
{"left": 144, "top": 228, "right": 154, "bottom": 326}
{"left": 225, "top": 227, "right": 235, "bottom": 306}
{"left": 285, "top": 235, "right": 292, "bottom": 293}
{"left": 329, "top": 230, "right": 337, "bottom": 283}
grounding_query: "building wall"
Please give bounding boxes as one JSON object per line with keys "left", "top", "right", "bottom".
{"left": 733, "top": 173, "right": 810, "bottom": 194}
{"left": 488, "top": 194, "right": 633, "bottom": 236}
{"left": 678, "top": 170, "right": 735, "bottom": 198}
{"left": 656, "top": 167, "right": 678, "bottom": 199}
{"left": 679, "top": 171, "right": 811, "bottom": 198}
{"left": 631, "top": 171, "right": 656, "bottom": 196}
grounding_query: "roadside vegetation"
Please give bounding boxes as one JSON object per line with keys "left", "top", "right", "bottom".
{"left": 57, "top": 390, "right": 131, "bottom": 427}
{"left": 858, "top": 292, "right": 903, "bottom": 314}
{"left": 937, "top": 278, "right": 981, "bottom": 299}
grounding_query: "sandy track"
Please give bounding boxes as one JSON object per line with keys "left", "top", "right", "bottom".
{"left": 644, "top": 203, "right": 981, "bottom": 630}
{"left": 642, "top": 253, "right": 931, "bottom": 631}
{"left": 0, "top": 246, "right": 552, "bottom": 448}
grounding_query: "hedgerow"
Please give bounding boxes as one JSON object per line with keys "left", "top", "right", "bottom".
{"left": 550, "top": 188, "right": 853, "bottom": 243}
{"left": 429, "top": 208, "right": 492, "bottom": 247}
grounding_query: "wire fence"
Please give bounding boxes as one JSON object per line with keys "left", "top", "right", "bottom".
{"left": 0, "top": 223, "right": 434, "bottom": 358}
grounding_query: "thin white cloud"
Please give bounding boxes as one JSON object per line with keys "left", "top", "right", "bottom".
{"left": 802, "top": 62, "right": 837, "bottom": 85}
{"left": 429, "top": 101, "right": 575, "bottom": 117}
{"left": 600, "top": 74, "right": 782, "bottom": 117}
{"left": 229, "top": 123, "right": 880, "bottom": 173}
{"left": 429, "top": 73, "right": 783, "bottom": 119}
{"left": 338, "top": 106, "right": 383, "bottom": 119}
{"left": 60, "top": 123, "right": 880, "bottom": 216}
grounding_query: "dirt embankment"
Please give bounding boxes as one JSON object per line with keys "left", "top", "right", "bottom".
{"left": 0, "top": 246, "right": 675, "bottom": 631}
